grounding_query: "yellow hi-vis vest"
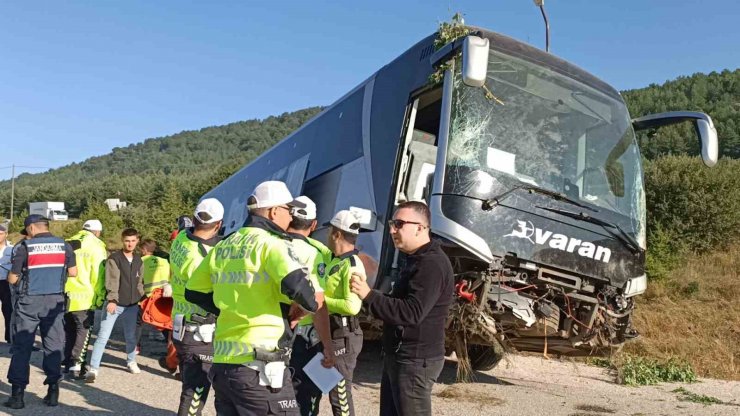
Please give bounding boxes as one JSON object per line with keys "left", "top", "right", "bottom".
{"left": 65, "top": 230, "right": 108, "bottom": 312}
{"left": 324, "top": 250, "right": 365, "bottom": 316}
{"left": 142, "top": 254, "right": 170, "bottom": 296}
{"left": 187, "top": 225, "right": 318, "bottom": 365}
{"left": 287, "top": 235, "right": 329, "bottom": 327}
{"left": 169, "top": 231, "right": 212, "bottom": 322}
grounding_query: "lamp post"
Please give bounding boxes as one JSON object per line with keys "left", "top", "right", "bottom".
{"left": 533, "top": 0, "right": 550, "bottom": 52}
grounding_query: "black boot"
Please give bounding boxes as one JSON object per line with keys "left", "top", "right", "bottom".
{"left": 43, "top": 383, "right": 59, "bottom": 406}
{"left": 4, "top": 385, "right": 25, "bottom": 409}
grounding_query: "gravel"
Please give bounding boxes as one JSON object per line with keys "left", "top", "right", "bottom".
{"left": 0, "top": 320, "right": 738, "bottom": 415}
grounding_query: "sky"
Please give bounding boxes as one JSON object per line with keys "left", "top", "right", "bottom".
{"left": 1, "top": 0, "right": 738, "bottom": 180}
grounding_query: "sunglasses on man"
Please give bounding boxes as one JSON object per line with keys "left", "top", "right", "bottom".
{"left": 388, "top": 219, "right": 427, "bottom": 230}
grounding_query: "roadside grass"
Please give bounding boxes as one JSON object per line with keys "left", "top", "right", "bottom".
{"left": 628, "top": 244, "right": 740, "bottom": 381}
{"left": 436, "top": 384, "right": 506, "bottom": 406}
{"left": 671, "top": 387, "right": 725, "bottom": 406}
{"left": 590, "top": 244, "right": 739, "bottom": 383}
{"left": 617, "top": 356, "right": 697, "bottom": 386}
{"left": 588, "top": 355, "right": 697, "bottom": 386}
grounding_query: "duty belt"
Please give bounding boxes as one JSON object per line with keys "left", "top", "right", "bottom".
{"left": 253, "top": 347, "right": 291, "bottom": 364}
{"left": 329, "top": 314, "right": 360, "bottom": 334}
{"left": 294, "top": 324, "right": 320, "bottom": 347}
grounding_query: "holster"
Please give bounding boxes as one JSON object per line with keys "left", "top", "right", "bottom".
{"left": 295, "top": 325, "right": 321, "bottom": 347}
{"left": 250, "top": 347, "right": 292, "bottom": 392}
{"left": 329, "top": 314, "right": 361, "bottom": 339}
{"left": 190, "top": 313, "right": 217, "bottom": 325}
{"left": 253, "top": 347, "right": 291, "bottom": 364}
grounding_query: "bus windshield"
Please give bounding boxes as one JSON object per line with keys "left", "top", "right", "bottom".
{"left": 444, "top": 49, "right": 646, "bottom": 247}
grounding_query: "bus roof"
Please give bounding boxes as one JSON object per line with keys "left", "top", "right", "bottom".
{"left": 471, "top": 26, "right": 623, "bottom": 101}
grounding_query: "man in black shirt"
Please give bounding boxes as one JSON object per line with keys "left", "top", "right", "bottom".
{"left": 351, "top": 201, "right": 453, "bottom": 416}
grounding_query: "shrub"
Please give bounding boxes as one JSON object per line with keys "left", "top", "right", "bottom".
{"left": 644, "top": 156, "right": 740, "bottom": 278}
{"left": 617, "top": 355, "right": 697, "bottom": 386}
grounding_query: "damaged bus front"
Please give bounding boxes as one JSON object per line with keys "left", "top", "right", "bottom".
{"left": 421, "top": 33, "right": 718, "bottom": 369}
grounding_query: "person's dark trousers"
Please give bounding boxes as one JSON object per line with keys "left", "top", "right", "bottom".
{"left": 326, "top": 332, "right": 363, "bottom": 416}
{"left": 209, "top": 363, "right": 300, "bottom": 415}
{"left": 291, "top": 336, "right": 322, "bottom": 416}
{"left": 63, "top": 310, "right": 94, "bottom": 370}
{"left": 0, "top": 280, "right": 13, "bottom": 342}
{"left": 173, "top": 331, "right": 213, "bottom": 416}
{"left": 379, "top": 353, "right": 445, "bottom": 416}
{"left": 7, "top": 294, "right": 66, "bottom": 388}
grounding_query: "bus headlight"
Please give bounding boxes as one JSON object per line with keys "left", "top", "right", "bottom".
{"left": 623, "top": 274, "right": 647, "bottom": 297}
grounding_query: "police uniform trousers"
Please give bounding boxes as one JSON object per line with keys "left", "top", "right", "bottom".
{"left": 292, "top": 327, "right": 363, "bottom": 416}
{"left": 7, "top": 293, "right": 65, "bottom": 387}
{"left": 290, "top": 335, "right": 322, "bottom": 416}
{"left": 209, "top": 362, "right": 300, "bottom": 416}
{"left": 173, "top": 330, "right": 213, "bottom": 416}
{"left": 63, "top": 309, "right": 94, "bottom": 370}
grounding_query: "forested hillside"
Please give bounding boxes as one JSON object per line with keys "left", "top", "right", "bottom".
{"left": 0, "top": 107, "right": 322, "bottom": 218}
{"left": 624, "top": 69, "right": 740, "bottom": 158}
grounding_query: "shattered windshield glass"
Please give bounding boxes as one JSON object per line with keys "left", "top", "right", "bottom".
{"left": 445, "top": 49, "right": 646, "bottom": 247}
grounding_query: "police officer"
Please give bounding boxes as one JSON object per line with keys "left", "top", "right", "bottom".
{"left": 185, "top": 181, "right": 328, "bottom": 416}
{"left": 286, "top": 196, "right": 337, "bottom": 416}
{"left": 5, "top": 215, "right": 77, "bottom": 409}
{"left": 141, "top": 239, "right": 171, "bottom": 297}
{"left": 169, "top": 198, "right": 223, "bottom": 416}
{"left": 318, "top": 210, "right": 366, "bottom": 416}
{"left": 63, "top": 219, "right": 107, "bottom": 379}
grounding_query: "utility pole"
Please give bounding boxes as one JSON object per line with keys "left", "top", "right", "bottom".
{"left": 2, "top": 164, "right": 50, "bottom": 224}
{"left": 10, "top": 164, "right": 15, "bottom": 222}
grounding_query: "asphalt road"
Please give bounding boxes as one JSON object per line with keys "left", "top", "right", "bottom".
{"left": 0, "top": 315, "right": 738, "bottom": 415}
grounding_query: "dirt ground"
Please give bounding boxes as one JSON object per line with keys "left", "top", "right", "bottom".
{"left": 0, "top": 315, "right": 738, "bottom": 416}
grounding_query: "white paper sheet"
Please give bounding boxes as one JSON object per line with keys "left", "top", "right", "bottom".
{"left": 487, "top": 147, "right": 516, "bottom": 175}
{"left": 303, "top": 352, "right": 344, "bottom": 394}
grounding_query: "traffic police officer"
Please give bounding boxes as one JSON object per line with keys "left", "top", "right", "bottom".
{"left": 5, "top": 215, "right": 77, "bottom": 409}
{"left": 185, "top": 181, "right": 326, "bottom": 416}
{"left": 63, "top": 219, "right": 107, "bottom": 379}
{"left": 286, "top": 196, "right": 337, "bottom": 416}
{"left": 319, "top": 210, "right": 366, "bottom": 416}
{"left": 141, "top": 239, "right": 171, "bottom": 297}
{"left": 139, "top": 238, "right": 171, "bottom": 346}
{"left": 169, "top": 198, "right": 224, "bottom": 416}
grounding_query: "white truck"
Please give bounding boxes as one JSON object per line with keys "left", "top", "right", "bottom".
{"left": 29, "top": 202, "right": 69, "bottom": 221}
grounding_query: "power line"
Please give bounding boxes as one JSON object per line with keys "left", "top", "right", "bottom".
{"left": 0, "top": 165, "right": 52, "bottom": 170}
{"left": 16, "top": 166, "right": 52, "bottom": 170}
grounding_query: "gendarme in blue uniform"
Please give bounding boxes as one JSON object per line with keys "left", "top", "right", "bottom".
{"left": 7, "top": 230, "right": 75, "bottom": 406}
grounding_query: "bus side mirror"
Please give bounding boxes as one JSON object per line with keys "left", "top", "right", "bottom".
{"left": 462, "top": 36, "right": 489, "bottom": 87}
{"left": 632, "top": 111, "right": 719, "bottom": 167}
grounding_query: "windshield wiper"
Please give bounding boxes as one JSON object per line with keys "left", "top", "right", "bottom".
{"left": 433, "top": 184, "right": 597, "bottom": 213}
{"left": 536, "top": 206, "right": 642, "bottom": 254}
{"left": 483, "top": 184, "right": 597, "bottom": 212}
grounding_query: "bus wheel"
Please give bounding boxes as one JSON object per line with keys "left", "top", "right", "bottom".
{"left": 468, "top": 341, "right": 505, "bottom": 371}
